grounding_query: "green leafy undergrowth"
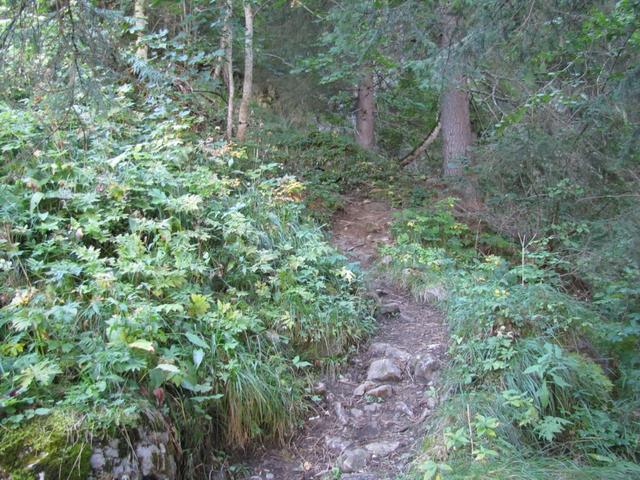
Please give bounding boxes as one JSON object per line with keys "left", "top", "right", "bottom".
{"left": 380, "top": 200, "right": 640, "bottom": 478}
{"left": 0, "top": 95, "right": 373, "bottom": 474}
{"left": 247, "top": 117, "right": 429, "bottom": 220}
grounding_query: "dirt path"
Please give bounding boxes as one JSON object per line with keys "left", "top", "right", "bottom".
{"left": 243, "top": 198, "right": 448, "bottom": 480}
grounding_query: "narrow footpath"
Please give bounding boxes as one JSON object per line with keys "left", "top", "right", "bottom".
{"left": 245, "top": 198, "right": 448, "bottom": 480}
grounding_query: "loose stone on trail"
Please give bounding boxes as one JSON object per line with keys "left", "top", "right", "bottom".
{"left": 340, "top": 448, "right": 370, "bottom": 473}
{"left": 367, "top": 358, "right": 403, "bottom": 382}
{"left": 366, "top": 384, "right": 394, "bottom": 398}
{"left": 413, "top": 355, "right": 441, "bottom": 384}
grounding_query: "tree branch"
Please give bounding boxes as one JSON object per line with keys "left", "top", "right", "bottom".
{"left": 399, "top": 117, "right": 441, "bottom": 167}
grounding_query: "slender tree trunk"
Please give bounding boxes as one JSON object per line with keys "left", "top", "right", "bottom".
{"left": 134, "top": 0, "right": 148, "bottom": 60}
{"left": 224, "top": 0, "right": 234, "bottom": 141}
{"left": 440, "top": 13, "right": 472, "bottom": 178}
{"left": 355, "top": 70, "right": 375, "bottom": 150}
{"left": 212, "top": 36, "right": 225, "bottom": 83}
{"left": 237, "top": 1, "right": 254, "bottom": 142}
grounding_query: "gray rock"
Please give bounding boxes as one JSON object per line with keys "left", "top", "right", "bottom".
{"left": 422, "top": 285, "right": 447, "bottom": 303}
{"left": 365, "top": 440, "right": 400, "bottom": 456}
{"left": 379, "top": 303, "right": 400, "bottom": 315}
{"left": 368, "top": 342, "right": 412, "bottom": 365}
{"left": 350, "top": 408, "right": 364, "bottom": 419}
{"left": 426, "top": 396, "right": 438, "bottom": 410}
{"left": 367, "top": 359, "right": 402, "bottom": 382}
{"left": 89, "top": 451, "right": 106, "bottom": 470}
{"left": 136, "top": 441, "right": 173, "bottom": 478}
{"left": 313, "top": 381, "right": 327, "bottom": 394}
{"left": 364, "top": 403, "right": 381, "bottom": 413}
{"left": 90, "top": 421, "right": 178, "bottom": 480}
{"left": 414, "top": 355, "right": 441, "bottom": 384}
{"left": 342, "top": 474, "right": 378, "bottom": 480}
{"left": 340, "top": 448, "right": 370, "bottom": 473}
{"left": 325, "top": 436, "right": 352, "bottom": 453}
{"left": 335, "top": 401, "right": 350, "bottom": 425}
{"left": 354, "top": 380, "right": 376, "bottom": 396}
{"left": 395, "top": 401, "right": 414, "bottom": 417}
{"left": 366, "top": 384, "right": 394, "bottom": 398}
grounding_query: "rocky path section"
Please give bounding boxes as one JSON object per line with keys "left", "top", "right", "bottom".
{"left": 243, "top": 199, "right": 448, "bottom": 480}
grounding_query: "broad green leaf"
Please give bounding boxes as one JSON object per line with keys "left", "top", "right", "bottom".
{"left": 156, "top": 363, "right": 180, "bottom": 374}
{"left": 185, "top": 333, "right": 209, "bottom": 350}
{"left": 537, "top": 381, "right": 550, "bottom": 409}
{"left": 128, "top": 339, "right": 155, "bottom": 352}
{"left": 193, "top": 348, "right": 205, "bottom": 368}
{"left": 30, "top": 191, "right": 44, "bottom": 213}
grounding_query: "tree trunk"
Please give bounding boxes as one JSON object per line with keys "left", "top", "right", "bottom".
{"left": 355, "top": 70, "right": 375, "bottom": 150}
{"left": 212, "top": 36, "right": 225, "bottom": 83}
{"left": 438, "top": 12, "right": 481, "bottom": 207}
{"left": 440, "top": 13, "right": 472, "bottom": 178}
{"left": 134, "top": 0, "right": 148, "bottom": 60}
{"left": 236, "top": 1, "right": 254, "bottom": 142}
{"left": 224, "top": 0, "right": 234, "bottom": 141}
{"left": 441, "top": 86, "right": 472, "bottom": 177}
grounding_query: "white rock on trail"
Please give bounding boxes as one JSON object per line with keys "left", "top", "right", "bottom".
{"left": 334, "top": 401, "right": 350, "bottom": 425}
{"left": 365, "top": 440, "right": 400, "bottom": 456}
{"left": 340, "top": 448, "right": 370, "bottom": 473}
{"left": 354, "top": 380, "right": 376, "bottom": 396}
{"left": 413, "top": 355, "right": 441, "bottom": 384}
{"left": 367, "top": 358, "right": 403, "bottom": 382}
{"left": 325, "top": 436, "right": 352, "bottom": 453}
{"left": 368, "top": 342, "right": 412, "bottom": 365}
{"left": 395, "top": 400, "right": 414, "bottom": 417}
{"left": 366, "top": 384, "right": 394, "bottom": 398}
{"left": 90, "top": 427, "right": 178, "bottom": 480}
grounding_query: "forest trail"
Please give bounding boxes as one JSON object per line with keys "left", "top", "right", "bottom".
{"left": 243, "top": 198, "right": 448, "bottom": 480}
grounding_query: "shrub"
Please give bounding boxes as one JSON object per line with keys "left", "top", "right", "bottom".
{"left": 0, "top": 95, "right": 373, "bottom": 474}
{"left": 381, "top": 201, "right": 640, "bottom": 477}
